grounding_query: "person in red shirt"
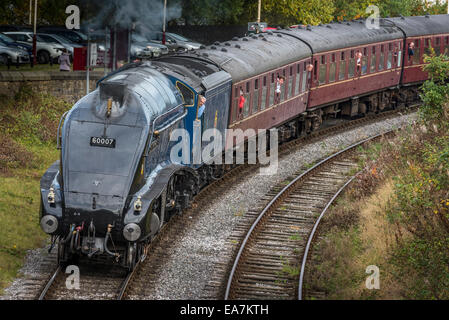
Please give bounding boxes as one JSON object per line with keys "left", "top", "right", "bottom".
{"left": 238, "top": 89, "right": 245, "bottom": 119}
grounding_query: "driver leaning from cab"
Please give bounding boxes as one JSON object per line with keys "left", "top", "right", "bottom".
{"left": 197, "top": 95, "right": 207, "bottom": 119}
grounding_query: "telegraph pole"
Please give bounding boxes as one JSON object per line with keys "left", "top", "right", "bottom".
{"left": 257, "top": 0, "right": 261, "bottom": 24}
{"left": 29, "top": 0, "right": 32, "bottom": 24}
{"left": 33, "top": 0, "right": 37, "bottom": 66}
{"left": 162, "top": 0, "right": 167, "bottom": 45}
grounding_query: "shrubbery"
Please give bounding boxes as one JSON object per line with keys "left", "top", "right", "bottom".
{"left": 306, "top": 52, "right": 449, "bottom": 299}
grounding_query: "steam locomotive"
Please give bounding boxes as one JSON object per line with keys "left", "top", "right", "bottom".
{"left": 39, "top": 14, "right": 449, "bottom": 269}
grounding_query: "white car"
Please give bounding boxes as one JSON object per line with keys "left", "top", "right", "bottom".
{"left": 5, "top": 32, "right": 65, "bottom": 64}
{"left": 0, "top": 43, "right": 30, "bottom": 65}
{"left": 37, "top": 33, "right": 83, "bottom": 57}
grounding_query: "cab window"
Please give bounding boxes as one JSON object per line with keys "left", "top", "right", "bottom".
{"left": 176, "top": 81, "right": 195, "bottom": 107}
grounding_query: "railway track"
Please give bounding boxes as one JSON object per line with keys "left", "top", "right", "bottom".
{"left": 38, "top": 260, "right": 129, "bottom": 300}
{"left": 224, "top": 132, "right": 394, "bottom": 300}
{"left": 34, "top": 107, "right": 413, "bottom": 300}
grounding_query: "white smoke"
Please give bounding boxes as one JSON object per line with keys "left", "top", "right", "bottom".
{"left": 86, "top": 0, "right": 182, "bottom": 31}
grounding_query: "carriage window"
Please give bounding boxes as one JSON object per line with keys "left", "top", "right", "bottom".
{"left": 435, "top": 37, "right": 441, "bottom": 56}
{"left": 301, "top": 66, "right": 308, "bottom": 93}
{"left": 269, "top": 74, "right": 275, "bottom": 106}
{"left": 339, "top": 59, "right": 346, "bottom": 80}
{"left": 260, "top": 77, "right": 267, "bottom": 111}
{"left": 295, "top": 64, "right": 300, "bottom": 95}
{"left": 233, "top": 86, "right": 243, "bottom": 122}
{"left": 243, "top": 83, "right": 250, "bottom": 118}
{"left": 397, "top": 49, "right": 402, "bottom": 68}
{"left": 319, "top": 56, "right": 326, "bottom": 84}
{"left": 281, "top": 71, "right": 287, "bottom": 101}
{"left": 339, "top": 52, "right": 346, "bottom": 80}
{"left": 379, "top": 51, "right": 384, "bottom": 71}
{"left": 329, "top": 61, "right": 336, "bottom": 83}
{"left": 253, "top": 79, "right": 259, "bottom": 114}
{"left": 288, "top": 73, "right": 294, "bottom": 98}
{"left": 348, "top": 56, "right": 355, "bottom": 78}
{"left": 444, "top": 37, "right": 449, "bottom": 57}
{"left": 370, "top": 48, "right": 376, "bottom": 73}
{"left": 424, "top": 38, "right": 431, "bottom": 55}
{"left": 414, "top": 39, "right": 421, "bottom": 64}
{"left": 361, "top": 55, "right": 368, "bottom": 75}
{"left": 387, "top": 51, "right": 393, "bottom": 69}
{"left": 176, "top": 82, "right": 195, "bottom": 107}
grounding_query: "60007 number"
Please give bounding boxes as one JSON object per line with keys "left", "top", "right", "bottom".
{"left": 90, "top": 137, "right": 116, "bottom": 148}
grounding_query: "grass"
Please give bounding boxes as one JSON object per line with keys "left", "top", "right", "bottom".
{"left": 0, "top": 64, "right": 60, "bottom": 72}
{"left": 289, "top": 233, "right": 301, "bottom": 241}
{"left": 0, "top": 84, "right": 70, "bottom": 294}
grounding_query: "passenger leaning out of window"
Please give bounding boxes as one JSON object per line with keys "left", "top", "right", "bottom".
{"left": 356, "top": 51, "right": 363, "bottom": 76}
{"left": 238, "top": 89, "right": 246, "bottom": 119}
{"left": 275, "top": 76, "right": 285, "bottom": 105}
{"left": 58, "top": 48, "right": 71, "bottom": 72}
{"left": 408, "top": 42, "right": 415, "bottom": 63}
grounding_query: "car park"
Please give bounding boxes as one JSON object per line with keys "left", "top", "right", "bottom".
{"left": 5, "top": 32, "right": 65, "bottom": 64}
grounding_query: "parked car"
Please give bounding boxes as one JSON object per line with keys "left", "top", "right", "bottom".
{"left": 132, "top": 33, "right": 169, "bottom": 56}
{"left": 5, "top": 32, "right": 65, "bottom": 64}
{"left": 38, "top": 27, "right": 87, "bottom": 45}
{"left": 131, "top": 43, "right": 160, "bottom": 59}
{"left": 0, "top": 33, "right": 33, "bottom": 58}
{"left": 0, "top": 43, "right": 30, "bottom": 65}
{"left": 37, "top": 33, "right": 83, "bottom": 59}
{"left": 148, "top": 32, "right": 202, "bottom": 52}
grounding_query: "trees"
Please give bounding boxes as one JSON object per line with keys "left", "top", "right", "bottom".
{"left": 242, "top": 0, "right": 335, "bottom": 26}
{"left": 0, "top": 0, "right": 448, "bottom": 27}
{"left": 181, "top": 0, "right": 245, "bottom": 25}
{"left": 0, "top": 0, "right": 84, "bottom": 25}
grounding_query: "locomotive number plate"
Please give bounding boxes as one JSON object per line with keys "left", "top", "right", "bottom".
{"left": 90, "top": 137, "right": 116, "bottom": 148}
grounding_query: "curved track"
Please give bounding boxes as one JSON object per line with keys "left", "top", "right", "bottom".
{"left": 224, "top": 132, "right": 394, "bottom": 300}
